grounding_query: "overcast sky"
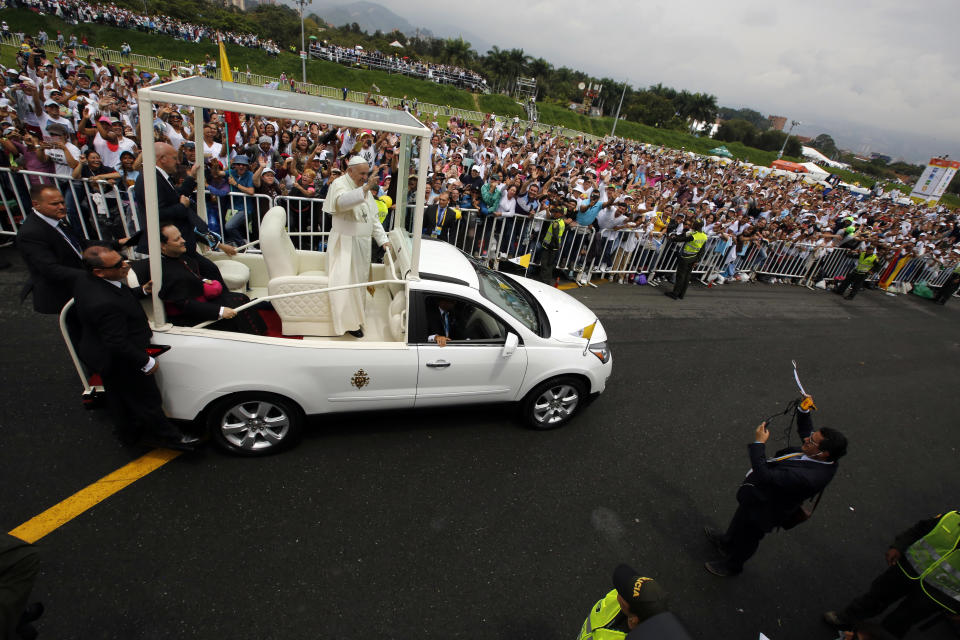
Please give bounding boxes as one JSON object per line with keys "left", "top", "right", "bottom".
{"left": 414, "top": 0, "right": 960, "bottom": 163}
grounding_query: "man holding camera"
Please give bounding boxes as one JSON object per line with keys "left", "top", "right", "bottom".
{"left": 704, "top": 396, "right": 848, "bottom": 576}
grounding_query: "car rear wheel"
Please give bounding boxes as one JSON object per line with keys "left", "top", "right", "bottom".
{"left": 206, "top": 393, "right": 304, "bottom": 456}
{"left": 520, "top": 376, "right": 586, "bottom": 430}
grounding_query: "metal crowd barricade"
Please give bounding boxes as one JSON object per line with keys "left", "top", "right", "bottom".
{"left": 272, "top": 195, "right": 328, "bottom": 250}
{"left": 0, "top": 168, "right": 138, "bottom": 241}
{"left": 204, "top": 192, "right": 277, "bottom": 249}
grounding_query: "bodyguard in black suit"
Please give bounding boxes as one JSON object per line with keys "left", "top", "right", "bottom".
{"left": 133, "top": 142, "right": 206, "bottom": 254}
{"left": 705, "top": 397, "right": 848, "bottom": 576}
{"left": 16, "top": 184, "right": 86, "bottom": 314}
{"left": 73, "top": 245, "right": 199, "bottom": 449}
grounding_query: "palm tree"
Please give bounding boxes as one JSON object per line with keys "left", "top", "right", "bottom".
{"left": 687, "top": 92, "right": 718, "bottom": 125}
{"left": 502, "top": 48, "right": 529, "bottom": 93}
{"left": 444, "top": 37, "right": 473, "bottom": 68}
{"left": 484, "top": 46, "right": 513, "bottom": 92}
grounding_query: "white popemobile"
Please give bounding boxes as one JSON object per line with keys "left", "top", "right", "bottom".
{"left": 61, "top": 78, "right": 612, "bottom": 455}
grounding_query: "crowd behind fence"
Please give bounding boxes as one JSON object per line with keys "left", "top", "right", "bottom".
{"left": 0, "top": 35, "right": 595, "bottom": 143}
{"left": 308, "top": 44, "right": 487, "bottom": 93}
{"left": 3, "top": 168, "right": 956, "bottom": 295}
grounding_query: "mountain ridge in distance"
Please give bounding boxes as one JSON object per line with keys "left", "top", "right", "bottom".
{"left": 293, "top": 0, "right": 433, "bottom": 39}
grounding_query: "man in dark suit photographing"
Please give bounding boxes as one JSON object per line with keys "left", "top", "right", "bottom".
{"left": 704, "top": 395, "right": 848, "bottom": 576}
{"left": 74, "top": 244, "right": 199, "bottom": 450}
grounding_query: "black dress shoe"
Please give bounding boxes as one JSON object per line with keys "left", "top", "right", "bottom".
{"left": 141, "top": 433, "right": 200, "bottom": 452}
{"left": 663, "top": 291, "right": 679, "bottom": 300}
{"left": 346, "top": 328, "right": 364, "bottom": 338}
{"left": 704, "top": 560, "right": 741, "bottom": 577}
{"left": 704, "top": 526, "right": 727, "bottom": 552}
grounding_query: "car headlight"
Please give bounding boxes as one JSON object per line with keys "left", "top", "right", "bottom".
{"left": 588, "top": 341, "right": 610, "bottom": 364}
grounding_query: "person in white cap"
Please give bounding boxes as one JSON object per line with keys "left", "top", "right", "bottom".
{"left": 322, "top": 156, "right": 391, "bottom": 338}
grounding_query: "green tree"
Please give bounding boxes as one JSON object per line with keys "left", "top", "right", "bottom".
{"left": 626, "top": 91, "right": 675, "bottom": 127}
{"left": 716, "top": 119, "right": 759, "bottom": 147}
{"left": 687, "top": 92, "right": 718, "bottom": 124}
{"left": 811, "top": 133, "right": 838, "bottom": 157}
{"left": 717, "top": 107, "right": 769, "bottom": 130}
{"left": 784, "top": 137, "right": 802, "bottom": 158}
{"left": 443, "top": 37, "right": 473, "bottom": 68}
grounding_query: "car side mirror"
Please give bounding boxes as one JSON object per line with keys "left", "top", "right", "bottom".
{"left": 501, "top": 332, "right": 518, "bottom": 358}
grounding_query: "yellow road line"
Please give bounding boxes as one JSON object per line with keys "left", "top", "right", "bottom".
{"left": 8, "top": 448, "right": 181, "bottom": 543}
{"left": 558, "top": 279, "right": 608, "bottom": 291}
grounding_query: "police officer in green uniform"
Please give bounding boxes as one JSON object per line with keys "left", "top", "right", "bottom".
{"left": 664, "top": 218, "right": 707, "bottom": 300}
{"left": 578, "top": 564, "right": 668, "bottom": 640}
{"left": 539, "top": 204, "right": 566, "bottom": 285}
{"left": 835, "top": 244, "right": 879, "bottom": 300}
{"left": 824, "top": 509, "right": 960, "bottom": 638}
{"left": 933, "top": 253, "right": 960, "bottom": 305}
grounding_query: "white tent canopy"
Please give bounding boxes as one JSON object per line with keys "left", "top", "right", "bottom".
{"left": 799, "top": 162, "right": 830, "bottom": 180}
{"left": 389, "top": 40, "right": 404, "bottom": 48}
{"left": 801, "top": 145, "right": 851, "bottom": 170}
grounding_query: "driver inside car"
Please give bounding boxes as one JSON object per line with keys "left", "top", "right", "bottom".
{"left": 426, "top": 296, "right": 465, "bottom": 347}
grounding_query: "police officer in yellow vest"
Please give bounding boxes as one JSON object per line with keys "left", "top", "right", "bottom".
{"left": 664, "top": 218, "right": 707, "bottom": 300}
{"left": 539, "top": 204, "right": 566, "bottom": 285}
{"left": 578, "top": 565, "right": 669, "bottom": 640}
{"left": 836, "top": 243, "right": 879, "bottom": 300}
{"left": 933, "top": 249, "right": 960, "bottom": 305}
{"left": 824, "top": 510, "right": 960, "bottom": 638}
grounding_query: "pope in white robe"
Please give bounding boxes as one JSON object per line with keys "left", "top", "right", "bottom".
{"left": 322, "top": 157, "right": 390, "bottom": 337}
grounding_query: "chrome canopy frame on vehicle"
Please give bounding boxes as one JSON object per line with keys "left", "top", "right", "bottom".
{"left": 135, "top": 76, "right": 433, "bottom": 329}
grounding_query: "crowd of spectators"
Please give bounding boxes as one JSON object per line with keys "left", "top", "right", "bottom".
{"left": 309, "top": 42, "right": 487, "bottom": 92}
{"left": 1, "top": 31, "right": 958, "bottom": 295}
{"left": 2, "top": 0, "right": 280, "bottom": 55}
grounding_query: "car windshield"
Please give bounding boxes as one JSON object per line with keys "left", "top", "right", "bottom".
{"left": 472, "top": 262, "right": 540, "bottom": 334}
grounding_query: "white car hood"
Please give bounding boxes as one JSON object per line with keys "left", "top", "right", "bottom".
{"left": 507, "top": 274, "right": 607, "bottom": 344}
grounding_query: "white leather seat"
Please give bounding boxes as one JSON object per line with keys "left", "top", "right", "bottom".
{"left": 260, "top": 206, "right": 334, "bottom": 336}
{"left": 216, "top": 260, "right": 251, "bottom": 292}
{"left": 387, "top": 291, "right": 407, "bottom": 342}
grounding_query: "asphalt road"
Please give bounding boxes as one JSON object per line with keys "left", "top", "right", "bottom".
{"left": 2, "top": 246, "right": 958, "bottom": 640}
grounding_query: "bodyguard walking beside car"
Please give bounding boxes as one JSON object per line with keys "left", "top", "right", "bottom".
{"left": 73, "top": 245, "right": 200, "bottom": 450}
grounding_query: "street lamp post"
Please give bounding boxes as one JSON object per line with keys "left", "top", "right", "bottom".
{"left": 610, "top": 80, "right": 628, "bottom": 138}
{"left": 778, "top": 119, "right": 800, "bottom": 159}
{"left": 298, "top": 0, "right": 311, "bottom": 84}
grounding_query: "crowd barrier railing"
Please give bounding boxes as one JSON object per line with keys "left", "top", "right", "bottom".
{"left": 3, "top": 167, "right": 956, "bottom": 296}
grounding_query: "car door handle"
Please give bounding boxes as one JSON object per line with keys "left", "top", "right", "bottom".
{"left": 426, "top": 360, "right": 451, "bottom": 368}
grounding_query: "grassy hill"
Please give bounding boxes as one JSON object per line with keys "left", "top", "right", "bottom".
{"left": 6, "top": 7, "right": 953, "bottom": 207}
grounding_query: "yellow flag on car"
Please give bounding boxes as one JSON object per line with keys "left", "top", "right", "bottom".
{"left": 508, "top": 253, "right": 532, "bottom": 268}
{"left": 219, "top": 40, "right": 232, "bottom": 82}
{"left": 580, "top": 321, "right": 596, "bottom": 340}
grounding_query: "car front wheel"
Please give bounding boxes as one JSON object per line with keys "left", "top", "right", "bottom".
{"left": 520, "top": 376, "right": 586, "bottom": 430}
{"left": 206, "top": 393, "right": 304, "bottom": 456}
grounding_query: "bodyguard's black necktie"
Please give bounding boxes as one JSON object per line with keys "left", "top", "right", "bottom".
{"left": 57, "top": 219, "right": 83, "bottom": 255}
